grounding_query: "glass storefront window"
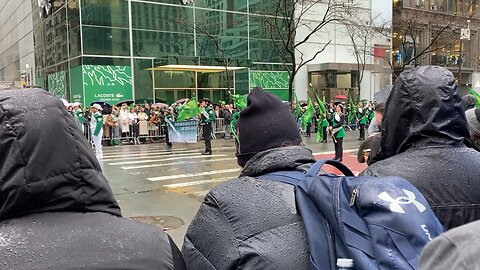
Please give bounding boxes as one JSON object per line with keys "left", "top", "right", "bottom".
{"left": 392, "top": 31, "right": 418, "bottom": 66}
{"left": 195, "top": 9, "right": 248, "bottom": 38}
{"left": 196, "top": 35, "right": 248, "bottom": 59}
{"left": 134, "top": 59, "right": 154, "bottom": 103}
{"left": 430, "top": 31, "right": 470, "bottom": 68}
{"left": 81, "top": 0, "right": 129, "bottom": 28}
{"left": 133, "top": 31, "right": 195, "bottom": 58}
{"left": 131, "top": 2, "right": 194, "bottom": 33}
{"left": 249, "top": 38, "right": 288, "bottom": 63}
{"left": 82, "top": 26, "right": 130, "bottom": 56}
{"left": 195, "top": 0, "right": 247, "bottom": 13}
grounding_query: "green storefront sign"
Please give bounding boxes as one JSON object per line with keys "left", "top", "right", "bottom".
{"left": 83, "top": 65, "right": 133, "bottom": 105}
{"left": 70, "top": 66, "right": 83, "bottom": 103}
{"left": 249, "top": 71, "right": 290, "bottom": 101}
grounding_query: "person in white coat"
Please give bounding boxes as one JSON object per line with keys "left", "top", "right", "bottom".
{"left": 118, "top": 103, "right": 130, "bottom": 139}
{"left": 90, "top": 104, "right": 104, "bottom": 160}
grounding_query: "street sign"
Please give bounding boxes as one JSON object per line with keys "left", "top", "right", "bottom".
{"left": 461, "top": 28, "right": 470, "bottom": 40}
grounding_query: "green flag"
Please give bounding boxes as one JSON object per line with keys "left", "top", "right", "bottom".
{"left": 292, "top": 90, "right": 302, "bottom": 120}
{"left": 310, "top": 83, "right": 326, "bottom": 114}
{"left": 348, "top": 92, "right": 356, "bottom": 124}
{"left": 468, "top": 86, "right": 480, "bottom": 107}
{"left": 301, "top": 97, "right": 314, "bottom": 130}
{"left": 176, "top": 97, "right": 201, "bottom": 121}
{"left": 309, "top": 84, "right": 326, "bottom": 143}
{"left": 316, "top": 123, "right": 324, "bottom": 143}
{"left": 230, "top": 92, "right": 247, "bottom": 110}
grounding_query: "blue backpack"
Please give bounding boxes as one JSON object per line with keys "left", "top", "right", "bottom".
{"left": 260, "top": 159, "right": 445, "bottom": 270}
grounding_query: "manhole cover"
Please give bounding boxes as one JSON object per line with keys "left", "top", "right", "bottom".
{"left": 130, "top": 215, "right": 184, "bottom": 231}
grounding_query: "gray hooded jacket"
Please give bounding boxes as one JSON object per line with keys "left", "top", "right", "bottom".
{"left": 182, "top": 146, "right": 316, "bottom": 270}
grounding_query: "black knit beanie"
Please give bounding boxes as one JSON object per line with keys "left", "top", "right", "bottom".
{"left": 235, "top": 87, "right": 302, "bottom": 167}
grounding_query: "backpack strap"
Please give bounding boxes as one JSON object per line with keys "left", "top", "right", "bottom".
{"left": 306, "top": 159, "right": 355, "bottom": 177}
{"left": 259, "top": 171, "right": 336, "bottom": 270}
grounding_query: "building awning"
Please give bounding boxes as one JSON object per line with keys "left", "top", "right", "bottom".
{"left": 146, "top": 64, "right": 247, "bottom": 73}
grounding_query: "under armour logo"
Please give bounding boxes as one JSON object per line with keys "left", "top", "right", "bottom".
{"left": 378, "top": 189, "right": 426, "bottom": 214}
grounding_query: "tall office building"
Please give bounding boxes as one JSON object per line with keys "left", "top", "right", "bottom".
{"left": 393, "top": 0, "right": 480, "bottom": 89}
{"left": 27, "top": 0, "right": 293, "bottom": 105}
{"left": 0, "top": 0, "right": 35, "bottom": 87}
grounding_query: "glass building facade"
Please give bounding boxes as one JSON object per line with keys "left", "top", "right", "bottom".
{"left": 0, "top": 0, "right": 35, "bottom": 85}
{"left": 31, "top": 0, "right": 291, "bottom": 105}
{"left": 392, "top": 0, "right": 480, "bottom": 85}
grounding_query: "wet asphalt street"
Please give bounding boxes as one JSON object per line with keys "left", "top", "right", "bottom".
{"left": 101, "top": 130, "right": 364, "bottom": 246}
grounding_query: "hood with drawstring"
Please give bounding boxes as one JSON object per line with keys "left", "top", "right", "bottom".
{"left": 362, "top": 66, "right": 480, "bottom": 230}
{"left": 0, "top": 89, "right": 185, "bottom": 270}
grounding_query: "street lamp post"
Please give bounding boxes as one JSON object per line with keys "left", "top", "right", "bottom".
{"left": 459, "top": 19, "right": 471, "bottom": 86}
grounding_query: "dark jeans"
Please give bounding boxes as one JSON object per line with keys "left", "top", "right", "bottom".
{"left": 359, "top": 124, "right": 365, "bottom": 139}
{"left": 306, "top": 123, "right": 311, "bottom": 136}
{"left": 334, "top": 138, "right": 343, "bottom": 160}
{"left": 165, "top": 127, "right": 172, "bottom": 146}
{"left": 203, "top": 123, "right": 212, "bottom": 153}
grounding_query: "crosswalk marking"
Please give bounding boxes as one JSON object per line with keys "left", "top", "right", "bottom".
{"left": 102, "top": 152, "right": 202, "bottom": 162}
{"left": 108, "top": 154, "right": 227, "bottom": 166}
{"left": 103, "top": 145, "right": 235, "bottom": 157}
{"left": 121, "top": 158, "right": 238, "bottom": 170}
{"left": 163, "top": 177, "right": 231, "bottom": 188}
{"left": 147, "top": 168, "right": 240, "bottom": 182}
{"left": 312, "top": 149, "right": 357, "bottom": 156}
{"left": 102, "top": 149, "right": 191, "bottom": 158}
{"left": 102, "top": 147, "right": 188, "bottom": 154}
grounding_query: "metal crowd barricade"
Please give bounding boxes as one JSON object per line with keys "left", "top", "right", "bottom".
{"left": 99, "top": 120, "right": 166, "bottom": 145}
{"left": 92, "top": 115, "right": 226, "bottom": 146}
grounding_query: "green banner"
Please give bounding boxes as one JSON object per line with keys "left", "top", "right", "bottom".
{"left": 47, "top": 71, "right": 67, "bottom": 99}
{"left": 167, "top": 119, "right": 198, "bottom": 144}
{"left": 249, "top": 71, "right": 290, "bottom": 101}
{"left": 83, "top": 65, "right": 133, "bottom": 106}
{"left": 70, "top": 66, "right": 83, "bottom": 103}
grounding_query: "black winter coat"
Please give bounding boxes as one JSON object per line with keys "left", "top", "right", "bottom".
{"left": 182, "top": 146, "right": 316, "bottom": 270}
{"left": 362, "top": 66, "right": 480, "bottom": 230}
{"left": 0, "top": 89, "right": 185, "bottom": 270}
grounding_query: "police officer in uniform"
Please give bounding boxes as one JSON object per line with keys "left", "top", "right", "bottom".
{"left": 162, "top": 109, "right": 174, "bottom": 148}
{"left": 200, "top": 98, "right": 216, "bottom": 155}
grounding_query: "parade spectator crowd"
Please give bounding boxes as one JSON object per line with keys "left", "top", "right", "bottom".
{"left": 66, "top": 100, "right": 240, "bottom": 147}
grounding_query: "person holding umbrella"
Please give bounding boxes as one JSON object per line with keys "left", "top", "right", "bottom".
{"left": 90, "top": 104, "right": 104, "bottom": 160}
{"left": 200, "top": 98, "right": 216, "bottom": 155}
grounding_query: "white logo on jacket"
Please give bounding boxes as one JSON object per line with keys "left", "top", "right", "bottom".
{"left": 378, "top": 189, "right": 426, "bottom": 214}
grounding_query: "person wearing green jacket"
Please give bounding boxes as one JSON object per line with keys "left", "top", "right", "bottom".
{"left": 200, "top": 98, "right": 216, "bottom": 155}
{"left": 71, "top": 102, "right": 85, "bottom": 132}
{"left": 90, "top": 104, "right": 104, "bottom": 160}
{"left": 329, "top": 104, "right": 345, "bottom": 161}
{"left": 356, "top": 102, "right": 367, "bottom": 140}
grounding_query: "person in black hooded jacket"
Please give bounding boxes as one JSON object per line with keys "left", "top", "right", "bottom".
{"left": 0, "top": 89, "right": 185, "bottom": 270}
{"left": 183, "top": 87, "right": 314, "bottom": 270}
{"left": 362, "top": 66, "right": 480, "bottom": 230}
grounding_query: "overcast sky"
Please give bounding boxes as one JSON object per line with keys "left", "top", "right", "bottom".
{"left": 372, "top": 0, "right": 392, "bottom": 22}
